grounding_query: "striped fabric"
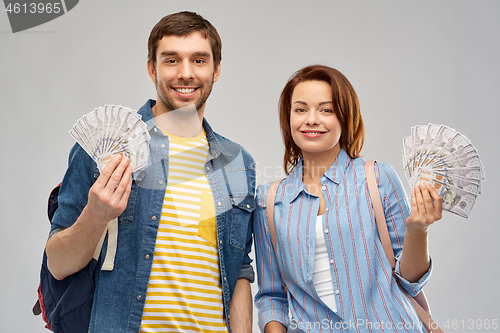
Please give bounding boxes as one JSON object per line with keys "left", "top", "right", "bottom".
{"left": 140, "top": 131, "right": 227, "bottom": 333}
{"left": 254, "top": 149, "right": 432, "bottom": 332}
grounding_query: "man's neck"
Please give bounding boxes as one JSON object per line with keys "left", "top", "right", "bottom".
{"left": 153, "top": 103, "right": 204, "bottom": 138}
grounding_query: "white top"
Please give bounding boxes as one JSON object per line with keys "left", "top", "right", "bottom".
{"left": 312, "top": 215, "right": 337, "bottom": 312}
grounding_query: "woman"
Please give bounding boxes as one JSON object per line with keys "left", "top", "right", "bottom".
{"left": 254, "top": 65, "right": 442, "bottom": 332}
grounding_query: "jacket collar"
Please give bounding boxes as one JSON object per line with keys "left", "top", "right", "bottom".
{"left": 138, "top": 99, "right": 232, "bottom": 158}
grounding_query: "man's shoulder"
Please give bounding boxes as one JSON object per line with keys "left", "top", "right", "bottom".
{"left": 212, "top": 131, "right": 254, "bottom": 161}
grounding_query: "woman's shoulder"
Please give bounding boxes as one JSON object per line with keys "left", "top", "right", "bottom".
{"left": 256, "top": 180, "right": 280, "bottom": 208}
{"left": 255, "top": 176, "right": 294, "bottom": 208}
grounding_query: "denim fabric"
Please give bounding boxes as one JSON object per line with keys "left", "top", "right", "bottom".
{"left": 50, "top": 100, "right": 256, "bottom": 333}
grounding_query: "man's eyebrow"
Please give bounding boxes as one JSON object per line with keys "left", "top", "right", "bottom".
{"left": 158, "top": 51, "right": 178, "bottom": 57}
{"left": 158, "top": 51, "right": 211, "bottom": 58}
{"left": 192, "top": 51, "right": 211, "bottom": 58}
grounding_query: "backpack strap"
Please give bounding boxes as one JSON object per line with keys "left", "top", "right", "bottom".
{"left": 364, "top": 160, "right": 396, "bottom": 268}
{"left": 96, "top": 218, "right": 118, "bottom": 271}
{"left": 364, "top": 160, "right": 444, "bottom": 333}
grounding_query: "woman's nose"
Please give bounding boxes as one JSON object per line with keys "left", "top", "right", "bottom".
{"left": 305, "top": 110, "right": 320, "bottom": 125}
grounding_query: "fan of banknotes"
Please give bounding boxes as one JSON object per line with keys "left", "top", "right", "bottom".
{"left": 69, "top": 105, "right": 150, "bottom": 172}
{"left": 402, "top": 123, "right": 485, "bottom": 218}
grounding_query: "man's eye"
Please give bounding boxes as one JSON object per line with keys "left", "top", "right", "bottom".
{"left": 194, "top": 59, "right": 205, "bottom": 64}
{"left": 165, "top": 59, "right": 177, "bottom": 64}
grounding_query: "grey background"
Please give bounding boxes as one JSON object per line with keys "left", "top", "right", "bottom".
{"left": 1, "top": 1, "right": 498, "bottom": 332}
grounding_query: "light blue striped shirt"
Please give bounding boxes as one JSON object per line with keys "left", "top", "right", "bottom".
{"left": 253, "top": 149, "right": 431, "bottom": 332}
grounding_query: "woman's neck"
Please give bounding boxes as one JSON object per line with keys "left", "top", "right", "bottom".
{"left": 301, "top": 146, "right": 340, "bottom": 183}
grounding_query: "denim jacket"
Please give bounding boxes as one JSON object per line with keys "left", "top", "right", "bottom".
{"left": 49, "top": 100, "right": 256, "bottom": 332}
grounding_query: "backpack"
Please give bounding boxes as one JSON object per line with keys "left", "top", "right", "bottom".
{"left": 33, "top": 183, "right": 117, "bottom": 333}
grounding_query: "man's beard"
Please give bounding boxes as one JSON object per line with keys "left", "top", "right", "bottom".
{"left": 155, "top": 72, "right": 214, "bottom": 113}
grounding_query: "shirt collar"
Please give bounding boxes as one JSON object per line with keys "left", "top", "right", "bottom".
{"left": 285, "top": 149, "right": 351, "bottom": 203}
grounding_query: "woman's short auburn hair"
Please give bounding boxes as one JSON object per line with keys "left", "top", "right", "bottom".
{"left": 279, "top": 65, "right": 365, "bottom": 174}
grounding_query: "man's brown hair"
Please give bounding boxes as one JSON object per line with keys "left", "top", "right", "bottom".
{"left": 148, "top": 11, "right": 222, "bottom": 69}
{"left": 279, "top": 65, "right": 365, "bottom": 174}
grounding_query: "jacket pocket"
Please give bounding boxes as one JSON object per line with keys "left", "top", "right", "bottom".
{"left": 229, "top": 195, "right": 256, "bottom": 250}
{"left": 118, "top": 171, "right": 145, "bottom": 225}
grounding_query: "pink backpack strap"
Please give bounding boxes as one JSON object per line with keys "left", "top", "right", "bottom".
{"left": 364, "top": 160, "right": 444, "bottom": 333}
{"left": 364, "top": 160, "right": 396, "bottom": 268}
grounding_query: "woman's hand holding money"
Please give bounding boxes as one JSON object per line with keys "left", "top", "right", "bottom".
{"left": 406, "top": 183, "right": 443, "bottom": 233}
{"left": 400, "top": 183, "right": 443, "bottom": 283}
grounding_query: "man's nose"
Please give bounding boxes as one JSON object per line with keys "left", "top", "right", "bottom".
{"left": 178, "top": 61, "right": 194, "bottom": 81}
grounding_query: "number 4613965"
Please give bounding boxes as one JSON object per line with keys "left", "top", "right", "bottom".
{"left": 5, "top": 3, "right": 62, "bottom": 14}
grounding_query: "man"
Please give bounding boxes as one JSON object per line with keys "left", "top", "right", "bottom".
{"left": 46, "top": 11, "right": 255, "bottom": 333}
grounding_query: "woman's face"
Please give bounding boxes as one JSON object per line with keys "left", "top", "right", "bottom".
{"left": 290, "top": 80, "right": 342, "bottom": 158}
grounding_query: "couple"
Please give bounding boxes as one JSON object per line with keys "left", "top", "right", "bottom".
{"left": 46, "top": 11, "right": 443, "bottom": 333}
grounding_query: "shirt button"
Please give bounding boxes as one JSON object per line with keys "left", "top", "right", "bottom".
{"left": 334, "top": 290, "right": 339, "bottom": 295}
{"left": 330, "top": 259, "right": 334, "bottom": 264}
{"left": 324, "top": 229, "right": 329, "bottom": 234}
{"left": 154, "top": 128, "right": 157, "bottom": 132}
{"left": 325, "top": 207, "right": 329, "bottom": 211}
{"left": 322, "top": 177, "right": 326, "bottom": 182}
{"left": 137, "top": 295, "right": 142, "bottom": 300}
{"left": 322, "top": 186, "right": 326, "bottom": 190}
{"left": 152, "top": 216, "right": 157, "bottom": 220}
{"left": 145, "top": 254, "right": 150, "bottom": 260}
{"left": 218, "top": 202, "right": 222, "bottom": 206}
{"left": 207, "top": 166, "right": 210, "bottom": 170}
{"left": 160, "top": 144, "right": 165, "bottom": 148}
{"left": 159, "top": 180, "right": 164, "bottom": 185}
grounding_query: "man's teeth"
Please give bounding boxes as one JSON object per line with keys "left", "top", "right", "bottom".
{"left": 175, "top": 88, "right": 196, "bottom": 94}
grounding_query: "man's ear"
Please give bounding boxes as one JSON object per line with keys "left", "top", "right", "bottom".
{"left": 213, "top": 63, "right": 221, "bottom": 83}
{"left": 147, "top": 60, "right": 157, "bottom": 83}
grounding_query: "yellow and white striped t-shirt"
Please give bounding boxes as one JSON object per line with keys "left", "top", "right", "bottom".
{"left": 140, "top": 130, "right": 227, "bottom": 333}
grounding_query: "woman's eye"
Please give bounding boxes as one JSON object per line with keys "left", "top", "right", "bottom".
{"left": 294, "top": 108, "right": 306, "bottom": 113}
{"left": 321, "top": 109, "right": 334, "bottom": 113}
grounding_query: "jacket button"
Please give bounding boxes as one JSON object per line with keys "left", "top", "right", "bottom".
{"left": 246, "top": 204, "right": 251, "bottom": 209}
{"left": 145, "top": 254, "right": 150, "bottom": 260}
{"left": 218, "top": 202, "right": 221, "bottom": 206}
{"left": 152, "top": 216, "right": 157, "bottom": 220}
{"left": 137, "top": 295, "right": 142, "bottom": 300}
{"left": 161, "top": 144, "right": 165, "bottom": 148}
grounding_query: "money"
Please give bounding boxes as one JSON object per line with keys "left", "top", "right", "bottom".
{"left": 70, "top": 105, "right": 150, "bottom": 173}
{"left": 402, "top": 124, "right": 484, "bottom": 218}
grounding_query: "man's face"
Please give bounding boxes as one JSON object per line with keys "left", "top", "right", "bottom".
{"left": 148, "top": 31, "right": 220, "bottom": 114}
